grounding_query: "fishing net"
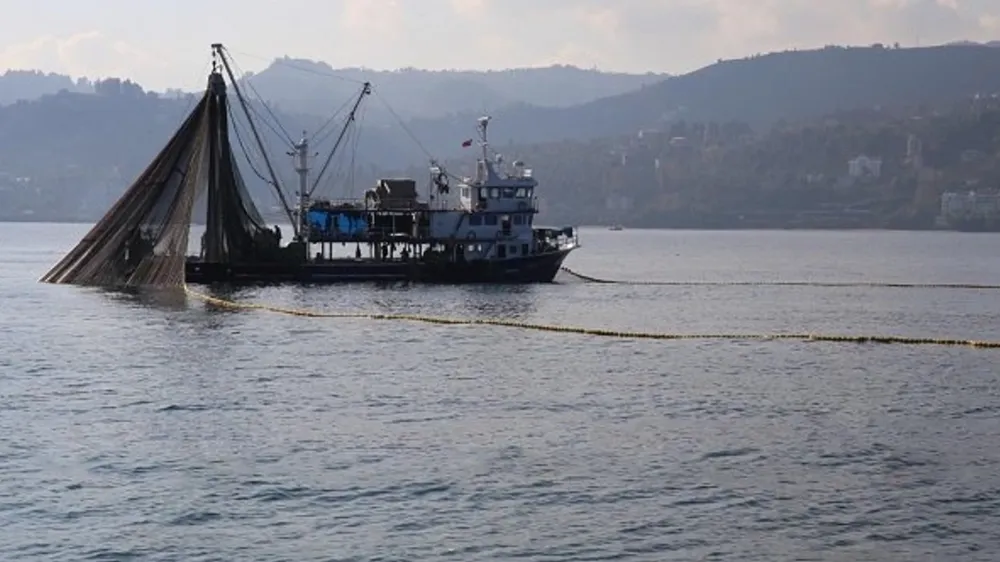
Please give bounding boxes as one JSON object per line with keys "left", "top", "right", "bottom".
{"left": 40, "top": 72, "right": 272, "bottom": 288}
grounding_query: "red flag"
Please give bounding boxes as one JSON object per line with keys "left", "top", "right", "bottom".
{"left": 461, "top": 139, "right": 473, "bottom": 148}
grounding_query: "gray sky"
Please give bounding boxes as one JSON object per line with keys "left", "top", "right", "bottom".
{"left": 0, "top": 0, "right": 997, "bottom": 90}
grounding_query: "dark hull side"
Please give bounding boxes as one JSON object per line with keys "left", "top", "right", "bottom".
{"left": 184, "top": 248, "right": 573, "bottom": 285}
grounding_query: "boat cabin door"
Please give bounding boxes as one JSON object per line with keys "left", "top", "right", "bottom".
{"left": 501, "top": 215, "right": 511, "bottom": 237}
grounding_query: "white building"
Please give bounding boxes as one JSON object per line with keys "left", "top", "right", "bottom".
{"left": 940, "top": 191, "right": 1000, "bottom": 219}
{"left": 848, "top": 155, "right": 882, "bottom": 178}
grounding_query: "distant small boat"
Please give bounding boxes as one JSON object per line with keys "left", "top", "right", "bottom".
{"left": 608, "top": 224, "right": 624, "bottom": 231}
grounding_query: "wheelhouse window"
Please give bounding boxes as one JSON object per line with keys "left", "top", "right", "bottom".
{"left": 502, "top": 187, "right": 514, "bottom": 198}
{"left": 468, "top": 214, "right": 483, "bottom": 226}
{"left": 490, "top": 187, "right": 500, "bottom": 198}
{"left": 479, "top": 187, "right": 488, "bottom": 199}
{"left": 485, "top": 214, "right": 498, "bottom": 226}
{"left": 515, "top": 187, "right": 527, "bottom": 198}
{"left": 513, "top": 215, "right": 525, "bottom": 225}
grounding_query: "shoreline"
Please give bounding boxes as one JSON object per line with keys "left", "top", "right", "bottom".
{"left": 2, "top": 218, "right": 994, "bottom": 234}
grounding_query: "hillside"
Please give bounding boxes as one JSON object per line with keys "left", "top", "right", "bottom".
{"left": 237, "top": 58, "right": 668, "bottom": 122}
{"left": 424, "top": 95, "right": 1000, "bottom": 229}
{"left": 0, "top": 70, "right": 94, "bottom": 105}
{"left": 0, "top": 78, "right": 415, "bottom": 222}
{"left": 5, "top": 43, "right": 1000, "bottom": 226}
{"left": 403, "top": 44, "right": 1000, "bottom": 153}
{"left": 0, "top": 58, "right": 667, "bottom": 121}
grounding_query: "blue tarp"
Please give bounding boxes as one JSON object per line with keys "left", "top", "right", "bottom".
{"left": 307, "top": 210, "right": 368, "bottom": 236}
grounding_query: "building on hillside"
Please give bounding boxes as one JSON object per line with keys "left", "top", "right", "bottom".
{"left": 940, "top": 190, "right": 1000, "bottom": 219}
{"left": 848, "top": 155, "right": 882, "bottom": 178}
{"left": 906, "top": 134, "right": 923, "bottom": 169}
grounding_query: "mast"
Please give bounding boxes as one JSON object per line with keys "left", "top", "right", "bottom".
{"left": 478, "top": 115, "right": 491, "bottom": 163}
{"left": 292, "top": 133, "right": 310, "bottom": 248}
{"left": 476, "top": 115, "right": 494, "bottom": 182}
{"left": 205, "top": 69, "right": 222, "bottom": 262}
{"left": 212, "top": 43, "right": 299, "bottom": 236}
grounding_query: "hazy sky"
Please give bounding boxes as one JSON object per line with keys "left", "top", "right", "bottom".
{"left": 0, "top": 0, "right": 998, "bottom": 90}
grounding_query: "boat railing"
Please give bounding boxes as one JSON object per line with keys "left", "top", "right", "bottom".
{"left": 560, "top": 228, "right": 580, "bottom": 249}
{"left": 308, "top": 197, "right": 369, "bottom": 211}
{"left": 310, "top": 197, "right": 476, "bottom": 214}
{"left": 533, "top": 226, "right": 579, "bottom": 252}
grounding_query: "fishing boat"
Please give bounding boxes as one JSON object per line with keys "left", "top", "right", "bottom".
{"left": 187, "top": 113, "right": 578, "bottom": 284}
{"left": 40, "top": 44, "right": 578, "bottom": 289}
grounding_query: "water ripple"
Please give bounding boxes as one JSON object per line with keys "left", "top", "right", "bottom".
{"left": 4, "top": 226, "right": 1000, "bottom": 560}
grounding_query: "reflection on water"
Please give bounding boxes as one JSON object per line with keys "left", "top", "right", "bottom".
{"left": 198, "top": 283, "right": 258, "bottom": 302}
{"left": 96, "top": 285, "right": 190, "bottom": 312}
{"left": 456, "top": 284, "right": 540, "bottom": 319}
{"left": 6, "top": 224, "right": 1000, "bottom": 561}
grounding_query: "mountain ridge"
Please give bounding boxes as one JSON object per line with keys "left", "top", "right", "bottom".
{"left": 398, "top": 43, "right": 1000, "bottom": 158}
{"left": 0, "top": 58, "right": 669, "bottom": 120}
{"left": 4, "top": 42, "right": 1000, "bottom": 225}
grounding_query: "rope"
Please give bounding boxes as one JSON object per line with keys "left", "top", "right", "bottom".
{"left": 560, "top": 267, "right": 1000, "bottom": 290}
{"left": 223, "top": 48, "right": 295, "bottom": 146}
{"left": 182, "top": 285, "right": 1000, "bottom": 350}
{"left": 372, "top": 90, "right": 435, "bottom": 161}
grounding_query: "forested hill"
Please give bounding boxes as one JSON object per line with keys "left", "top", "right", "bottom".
{"left": 401, "top": 44, "right": 1000, "bottom": 153}
{"left": 0, "top": 70, "right": 94, "bottom": 105}
{"left": 0, "top": 59, "right": 668, "bottom": 121}
{"left": 4, "top": 43, "right": 1000, "bottom": 224}
{"left": 238, "top": 59, "right": 668, "bottom": 120}
{"left": 5, "top": 43, "right": 1000, "bottom": 165}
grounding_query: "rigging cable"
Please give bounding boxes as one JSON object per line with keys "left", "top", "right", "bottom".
{"left": 313, "top": 106, "right": 366, "bottom": 200}
{"left": 181, "top": 284, "right": 1000, "bottom": 350}
{"left": 227, "top": 102, "right": 288, "bottom": 214}
{"left": 216, "top": 52, "right": 447, "bottom": 187}
{"left": 225, "top": 92, "right": 293, "bottom": 154}
{"left": 371, "top": 89, "right": 470, "bottom": 188}
{"left": 372, "top": 90, "right": 435, "bottom": 161}
{"left": 308, "top": 82, "right": 371, "bottom": 198}
{"left": 559, "top": 267, "right": 1000, "bottom": 290}
{"left": 223, "top": 47, "right": 295, "bottom": 146}
{"left": 228, "top": 49, "right": 369, "bottom": 85}
{"left": 310, "top": 95, "right": 357, "bottom": 146}
{"left": 214, "top": 45, "right": 298, "bottom": 231}
{"left": 347, "top": 104, "right": 366, "bottom": 198}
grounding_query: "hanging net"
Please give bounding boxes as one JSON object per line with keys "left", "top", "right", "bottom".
{"left": 40, "top": 72, "right": 274, "bottom": 288}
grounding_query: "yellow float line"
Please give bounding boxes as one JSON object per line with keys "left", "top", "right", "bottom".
{"left": 183, "top": 285, "right": 1000, "bottom": 349}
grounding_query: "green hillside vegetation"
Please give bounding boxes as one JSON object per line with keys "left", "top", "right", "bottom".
{"left": 468, "top": 97, "right": 1000, "bottom": 228}
{"left": 2, "top": 43, "right": 1000, "bottom": 228}
{"left": 240, "top": 58, "right": 668, "bottom": 120}
{"left": 402, "top": 44, "right": 1000, "bottom": 151}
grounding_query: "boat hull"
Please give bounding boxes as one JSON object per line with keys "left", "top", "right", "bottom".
{"left": 184, "top": 248, "right": 573, "bottom": 285}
